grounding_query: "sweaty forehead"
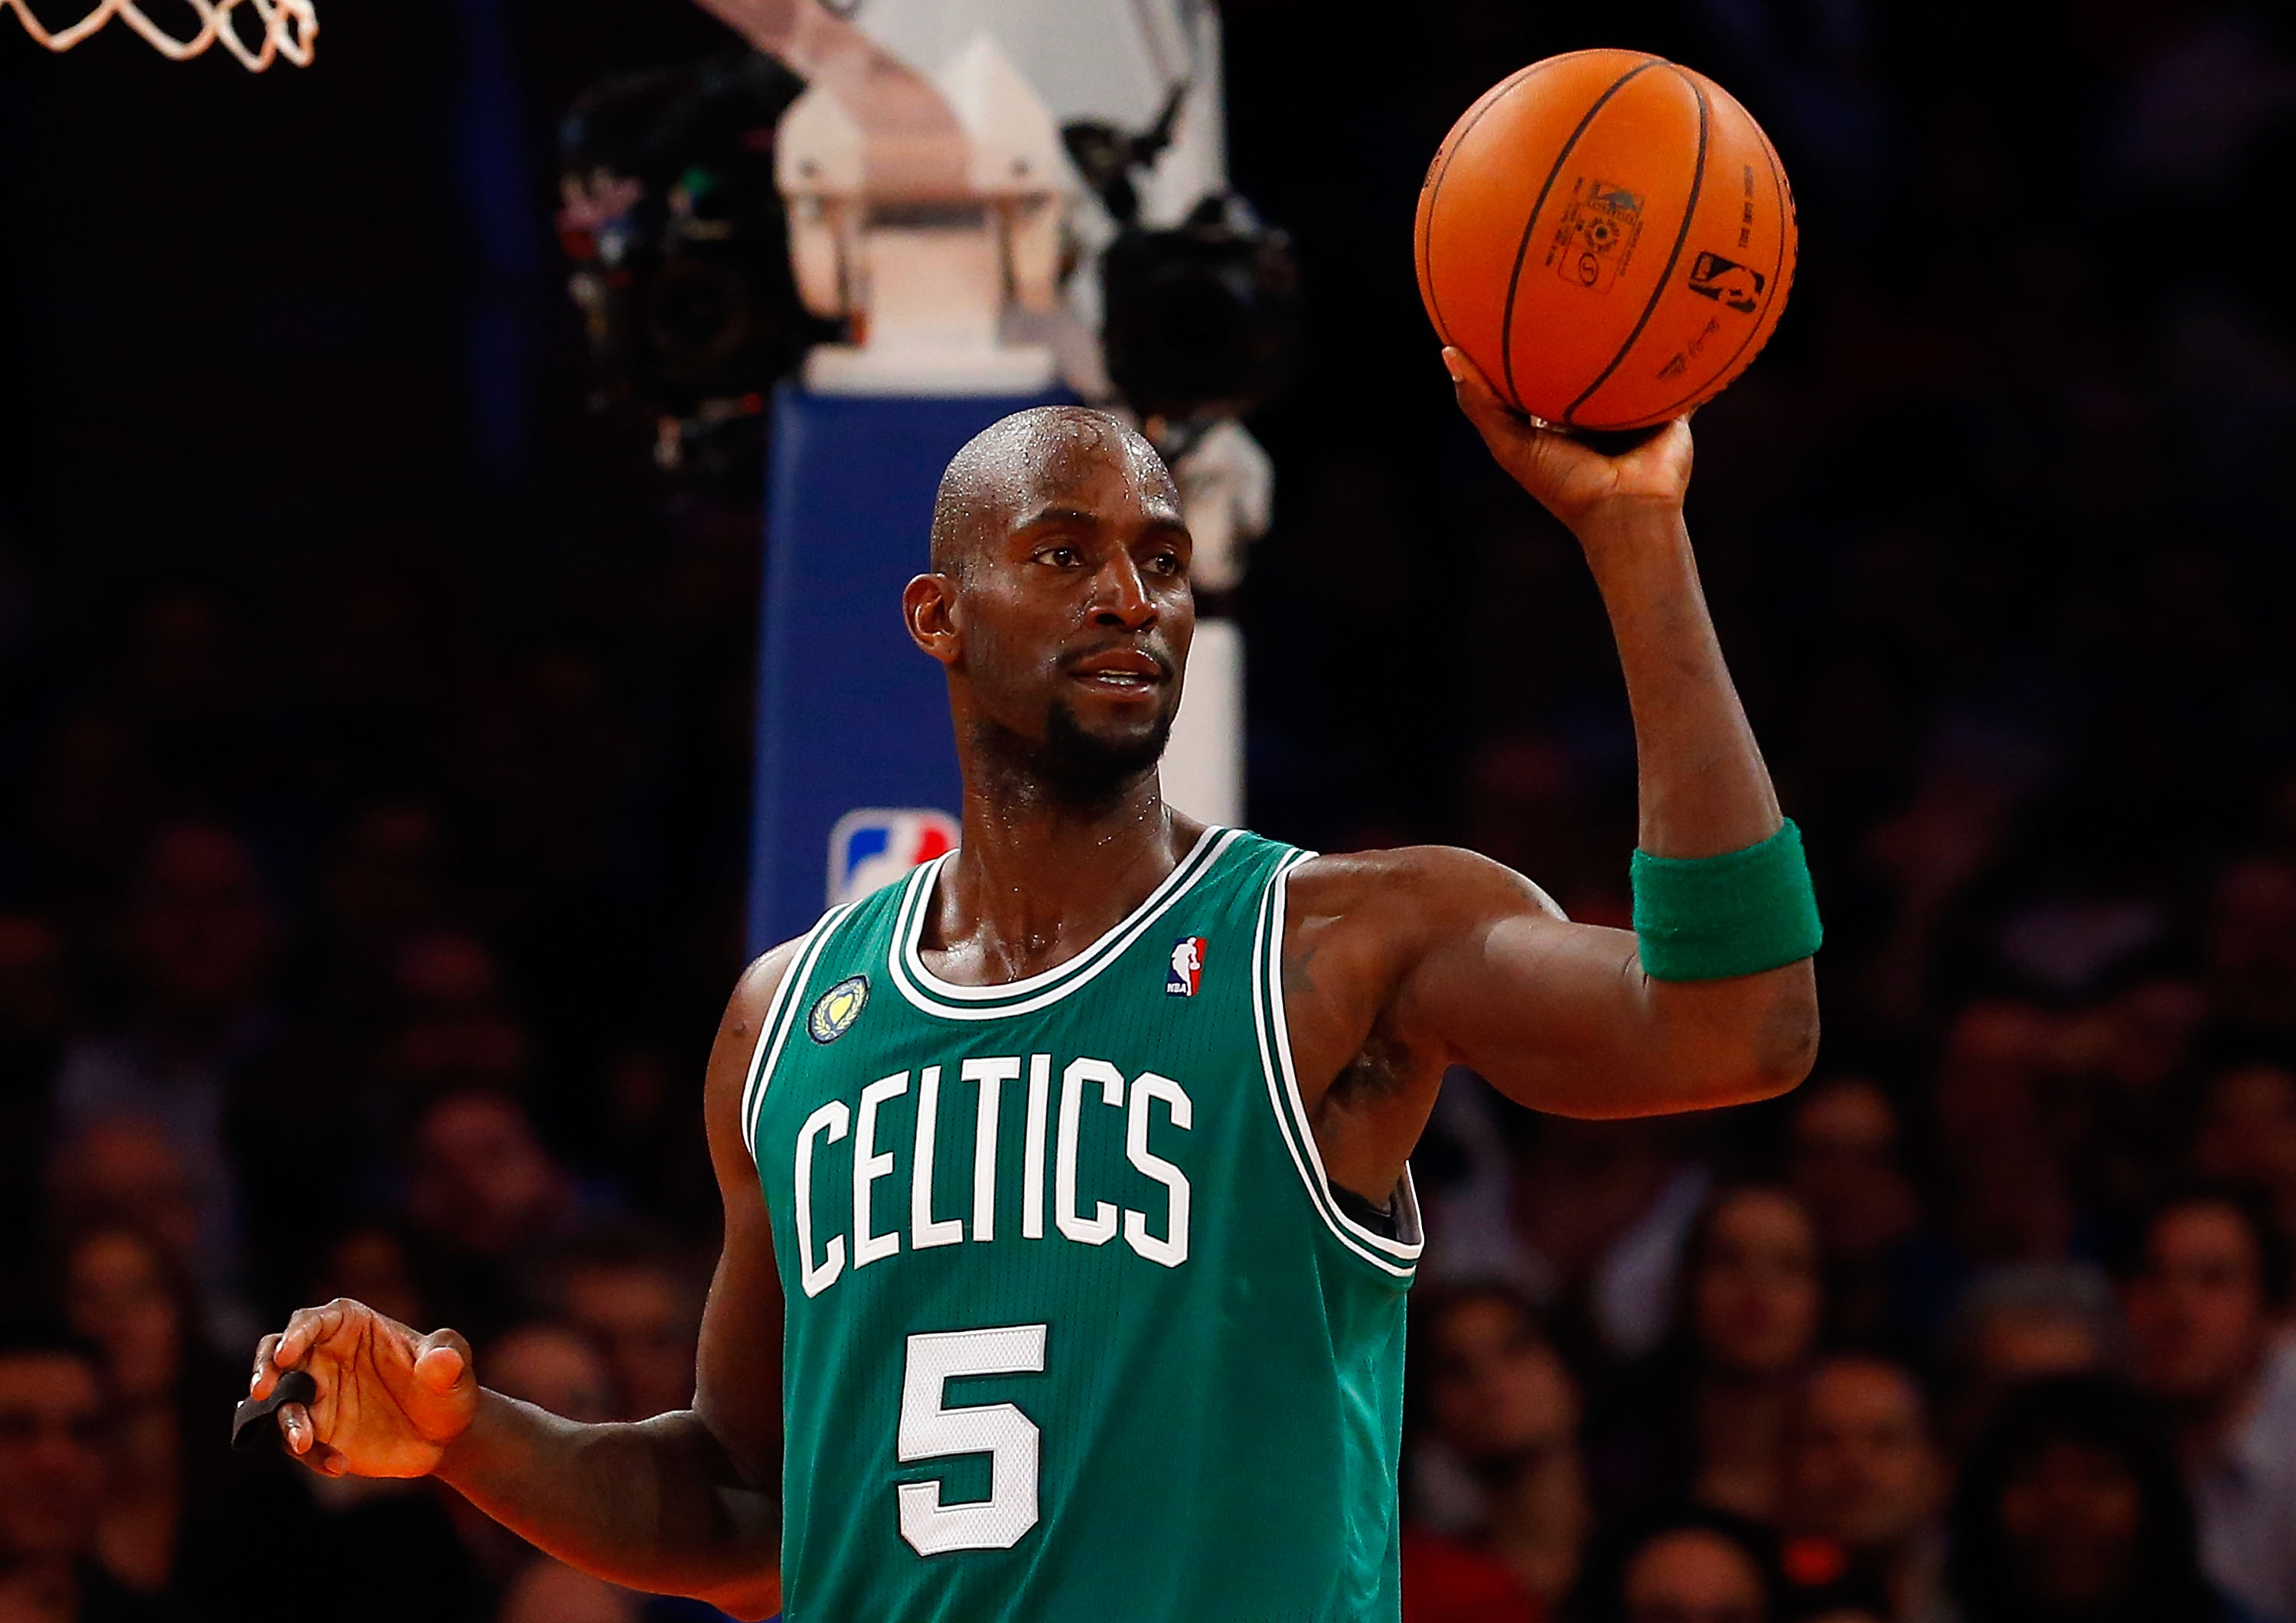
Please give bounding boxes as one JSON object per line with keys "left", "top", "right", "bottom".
{"left": 930, "top": 407, "right": 1178, "bottom": 569}
{"left": 1020, "top": 415, "right": 1157, "bottom": 496}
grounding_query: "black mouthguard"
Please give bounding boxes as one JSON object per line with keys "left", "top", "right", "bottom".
{"left": 231, "top": 1368, "right": 318, "bottom": 1452}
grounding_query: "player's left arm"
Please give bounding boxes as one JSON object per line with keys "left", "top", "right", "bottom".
{"left": 1290, "top": 844, "right": 1814, "bottom": 1124}
{"left": 1286, "top": 350, "right": 1817, "bottom": 1145}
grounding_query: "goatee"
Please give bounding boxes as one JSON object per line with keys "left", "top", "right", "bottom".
{"left": 976, "top": 697, "right": 1175, "bottom": 808}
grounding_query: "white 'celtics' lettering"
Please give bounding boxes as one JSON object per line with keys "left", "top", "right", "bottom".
{"left": 853, "top": 1072, "right": 908, "bottom": 1269}
{"left": 911, "top": 1065, "right": 963, "bottom": 1249}
{"left": 960, "top": 1057, "right": 1018, "bottom": 1242}
{"left": 1124, "top": 1072, "right": 1191, "bottom": 1268}
{"left": 1021, "top": 1053, "right": 1051, "bottom": 1240}
{"left": 1056, "top": 1058, "right": 1124, "bottom": 1245}
{"left": 794, "top": 1100, "right": 850, "bottom": 1298}
{"left": 791, "top": 1054, "right": 1192, "bottom": 1295}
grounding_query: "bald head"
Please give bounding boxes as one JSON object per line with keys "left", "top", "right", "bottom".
{"left": 904, "top": 403, "right": 1193, "bottom": 807}
{"left": 929, "top": 407, "right": 1176, "bottom": 579}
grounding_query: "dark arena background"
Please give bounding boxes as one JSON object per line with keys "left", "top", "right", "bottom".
{"left": 5, "top": 2, "right": 2296, "bottom": 1621}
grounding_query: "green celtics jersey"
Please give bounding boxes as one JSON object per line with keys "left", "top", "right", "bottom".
{"left": 742, "top": 827, "right": 1422, "bottom": 1622}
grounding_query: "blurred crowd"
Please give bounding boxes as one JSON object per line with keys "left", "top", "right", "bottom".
{"left": 2, "top": 0, "right": 2295, "bottom": 1621}
{"left": 0, "top": 809, "right": 735, "bottom": 1621}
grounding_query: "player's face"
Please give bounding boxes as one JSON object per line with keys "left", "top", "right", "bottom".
{"left": 956, "top": 440, "right": 1194, "bottom": 782}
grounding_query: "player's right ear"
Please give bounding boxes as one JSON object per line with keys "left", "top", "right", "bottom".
{"left": 903, "top": 573, "right": 962, "bottom": 666}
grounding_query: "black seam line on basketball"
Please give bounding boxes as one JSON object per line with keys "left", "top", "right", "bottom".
{"left": 1496, "top": 57, "right": 1664, "bottom": 413}
{"left": 1564, "top": 64, "right": 1711, "bottom": 426}
{"left": 1420, "top": 51, "right": 1593, "bottom": 350}
{"left": 1420, "top": 60, "right": 1544, "bottom": 350}
{"left": 1637, "top": 109, "right": 1793, "bottom": 423}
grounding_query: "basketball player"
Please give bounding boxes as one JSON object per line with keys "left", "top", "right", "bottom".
{"left": 248, "top": 349, "right": 1820, "bottom": 1621}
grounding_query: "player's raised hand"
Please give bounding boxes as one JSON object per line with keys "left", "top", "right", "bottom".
{"left": 1443, "top": 345, "right": 1692, "bottom": 535}
{"left": 250, "top": 1298, "right": 478, "bottom": 1478}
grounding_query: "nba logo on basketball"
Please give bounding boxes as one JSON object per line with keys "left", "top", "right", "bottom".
{"left": 827, "top": 808, "right": 957, "bottom": 905}
{"left": 1167, "top": 936, "right": 1207, "bottom": 997}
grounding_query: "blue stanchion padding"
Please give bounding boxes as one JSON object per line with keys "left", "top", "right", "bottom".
{"left": 748, "top": 380, "right": 1068, "bottom": 955}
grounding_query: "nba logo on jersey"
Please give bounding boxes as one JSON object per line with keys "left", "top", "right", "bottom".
{"left": 1166, "top": 936, "right": 1208, "bottom": 997}
{"left": 827, "top": 808, "right": 958, "bottom": 905}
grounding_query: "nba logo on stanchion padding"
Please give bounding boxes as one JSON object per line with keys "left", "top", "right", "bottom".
{"left": 828, "top": 808, "right": 958, "bottom": 905}
{"left": 1166, "top": 936, "right": 1207, "bottom": 997}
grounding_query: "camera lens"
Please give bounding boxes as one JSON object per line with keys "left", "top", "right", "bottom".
{"left": 1101, "top": 209, "right": 1299, "bottom": 423}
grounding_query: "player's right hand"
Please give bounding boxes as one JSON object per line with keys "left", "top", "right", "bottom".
{"left": 1443, "top": 345, "right": 1693, "bottom": 537}
{"left": 250, "top": 1298, "right": 478, "bottom": 1478}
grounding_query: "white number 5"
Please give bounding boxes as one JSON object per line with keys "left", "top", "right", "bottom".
{"left": 896, "top": 1324, "right": 1047, "bottom": 1556}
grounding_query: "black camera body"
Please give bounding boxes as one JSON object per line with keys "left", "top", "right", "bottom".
{"left": 556, "top": 55, "right": 822, "bottom": 477}
{"left": 559, "top": 57, "right": 1298, "bottom": 468}
{"left": 1098, "top": 193, "right": 1300, "bottom": 428}
{"left": 1068, "top": 90, "right": 1299, "bottom": 430}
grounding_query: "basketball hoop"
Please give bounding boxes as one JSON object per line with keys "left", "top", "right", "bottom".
{"left": 3, "top": 0, "right": 315, "bottom": 69}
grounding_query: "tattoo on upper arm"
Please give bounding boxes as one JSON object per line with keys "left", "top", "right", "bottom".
{"left": 1756, "top": 981, "right": 1821, "bottom": 1079}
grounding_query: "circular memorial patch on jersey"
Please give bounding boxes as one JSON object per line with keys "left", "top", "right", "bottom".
{"left": 807, "top": 974, "right": 869, "bottom": 1043}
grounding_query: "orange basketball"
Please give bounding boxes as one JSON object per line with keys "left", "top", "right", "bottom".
{"left": 1414, "top": 49, "right": 1797, "bottom": 432}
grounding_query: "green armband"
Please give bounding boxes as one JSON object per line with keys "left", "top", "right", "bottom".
{"left": 1630, "top": 819, "right": 1822, "bottom": 981}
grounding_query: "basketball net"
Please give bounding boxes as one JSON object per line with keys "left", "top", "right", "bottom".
{"left": 3, "top": 0, "right": 315, "bottom": 68}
